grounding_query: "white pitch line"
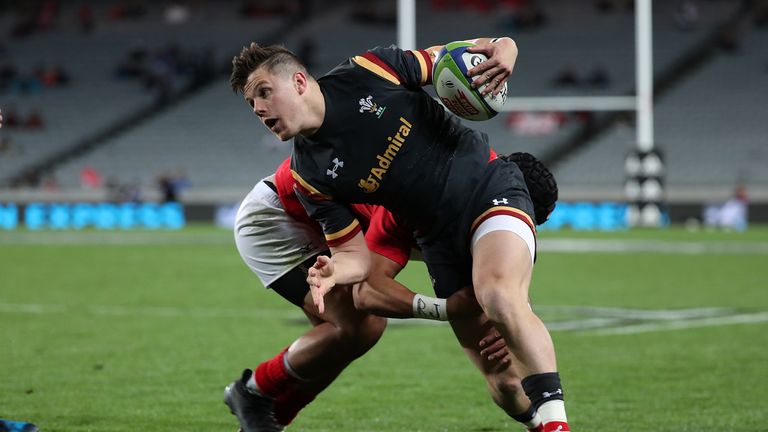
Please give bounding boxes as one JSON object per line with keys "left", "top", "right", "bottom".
{"left": 537, "top": 305, "right": 731, "bottom": 320}
{"left": 2, "top": 233, "right": 768, "bottom": 254}
{"left": 591, "top": 312, "right": 768, "bottom": 335}
{"left": 2, "top": 302, "right": 767, "bottom": 335}
{"left": 539, "top": 239, "right": 768, "bottom": 254}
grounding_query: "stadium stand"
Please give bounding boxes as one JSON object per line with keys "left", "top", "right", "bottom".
{"left": 1, "top": 0, "right": 766, "bottom": 209}
{"left": 0, "top": 0, "right": 288, "bottom": 188}
{"left": 555, "top": 12, "right": 768, "bottom": 201}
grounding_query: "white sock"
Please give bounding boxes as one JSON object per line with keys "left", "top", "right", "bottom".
{"left": 538, "top": 400, "right": 568, "bottom": 424}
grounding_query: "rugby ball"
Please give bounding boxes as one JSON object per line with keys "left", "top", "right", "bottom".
{"left": 432, "top": 41, "right": 508, "bottom": 121}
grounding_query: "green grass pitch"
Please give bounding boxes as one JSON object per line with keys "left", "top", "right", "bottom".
{"left": 1, "top": 226, "right": 767, "bottom": 431}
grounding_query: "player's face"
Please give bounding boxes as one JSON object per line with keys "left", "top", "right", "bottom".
{"left": 243, "top": 67, "right": 303, "bottom": 141}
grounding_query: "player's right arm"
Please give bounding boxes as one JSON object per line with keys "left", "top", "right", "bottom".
{"left": 425, "top": 37, "right": 517, "bottom": 97}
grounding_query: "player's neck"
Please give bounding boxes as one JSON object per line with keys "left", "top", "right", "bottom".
{"left": 300, "top": 80, "right": 325, "bottom": 138}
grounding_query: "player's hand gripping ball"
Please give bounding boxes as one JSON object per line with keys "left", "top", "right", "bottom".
{"left": 432, "top": 41, "right": 508, "bottom": 121}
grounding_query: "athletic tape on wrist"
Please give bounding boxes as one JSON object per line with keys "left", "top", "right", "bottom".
{"left": 412, "top": 294, "right": 448, "bottom": 321}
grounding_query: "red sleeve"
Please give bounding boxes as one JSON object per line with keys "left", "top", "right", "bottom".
{"left": 363, "top": 206, "right": 412, "bottom": 268}
{"left": 274, "top": 158, "right": 318, "bottom": 229}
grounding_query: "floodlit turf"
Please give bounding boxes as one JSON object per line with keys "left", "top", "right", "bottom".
{"left": 1, "top": 226, "right": 767, "bottom": 431}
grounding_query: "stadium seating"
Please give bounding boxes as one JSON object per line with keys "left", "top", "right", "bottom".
{"left": 1, "top": 0, "right": 764, "bottom": 204}
{"left": 0, "top": 1, "right": 286, "bottom": 187}
{"left": 555, "top": 22, "right": 768, "bottom": 198}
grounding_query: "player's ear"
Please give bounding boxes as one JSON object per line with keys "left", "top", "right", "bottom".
{"left": 294, "top": 71, "right": 308, "bottom": 95}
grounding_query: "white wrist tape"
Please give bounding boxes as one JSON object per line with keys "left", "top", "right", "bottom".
{"left": 412, "top": 294, "right": 448, "bottom": 321}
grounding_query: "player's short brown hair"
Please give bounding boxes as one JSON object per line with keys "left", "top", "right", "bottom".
{"left": 230, "top": 43, "right": 307, "bottom": 93}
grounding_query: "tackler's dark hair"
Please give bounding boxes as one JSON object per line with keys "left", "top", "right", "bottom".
{"left": 503, "top": 152, "right": 558, "bottom": 225}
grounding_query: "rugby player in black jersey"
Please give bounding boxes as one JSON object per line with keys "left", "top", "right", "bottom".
{"left": 230, "top": 38, "right": 570, "bottom": 432}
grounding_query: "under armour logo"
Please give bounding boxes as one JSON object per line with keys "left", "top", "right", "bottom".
{"left": 542, "top": 389, "right": 563, "bottom": 398}
{"left": 327, "top": 158, "right": 344, "bottom": 179}
{"left": 492, "top": 198, "right": 509, "bottom": 206}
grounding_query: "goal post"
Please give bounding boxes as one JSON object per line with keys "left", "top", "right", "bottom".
{"left": 398, "top": 0, "right": 663, "bottom": 227}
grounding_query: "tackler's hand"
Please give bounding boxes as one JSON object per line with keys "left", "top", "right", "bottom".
{"left": 467, "top": 38, "right": 518, "bottom": 97}
{"left": 306, "top": 255, "right": 336, "bottom": 314}
{"left": 479, "top": 327, "right": 512, "bottom": 366}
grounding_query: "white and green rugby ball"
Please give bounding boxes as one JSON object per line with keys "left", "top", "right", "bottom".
{"left": 432, "top": 41, "right": 508, "bottom": 121}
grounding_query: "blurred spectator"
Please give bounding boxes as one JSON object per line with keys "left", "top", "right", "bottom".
{"left": 106, "top": 177, "right": 142, "bottom": 202}
{"left": 2, "top": 106, "right": 20, "bottom": 128}
{"left": 25, "top": 109, "right": 45, "bottom": 129}
{"left": 717, "top": 25, "right": 741, "bottom": 53}
{"left": 157, "top": 171, "right": 190, "bottom": 203}
{"left": 165, "top": 2, "right": 191, "bottom": 25}
{"left": 586, "top": 66, "right": 611, "bottom": 89}
{"left": 115, "top": 46, "right": 149, "bottom": 79}
{"left": 54, "top": 65, "right": 71, "bottom": 86}
{"left": 674, "top": 0, "right": 699, "bottom": 31}
{"left": 80, "top": 166, "right": 103, "bottom": 189}
{"left": 11, "top": 72, "right": 43, "bottom": 95}
{"left": 703, "top": 186, "right": 749, "bottom": 231}
{"left": 553, "top": 67, "right": 580, "bottom": 88}
{"left": 36, "top": 0, "right": 59, "bottom": 31}
{"left": 594, "top": 0, "right": 616, "bottom": 13}
{"left": 78, "top": 3, "right": 95, "bottom": 33}
{"left": 0, "top": 61, "right": 18, "bottom": 92}
{"left": 38, "top": 64, "right": 71, "bottom": 87}
{"left": 594, "top": 0, "right": 633, "bottom": 14}
{"left": 499, "top": 0, "right": 547, "bottom": 32}
{"left": 41, "top": 174, "right": 59, "bottom": 191}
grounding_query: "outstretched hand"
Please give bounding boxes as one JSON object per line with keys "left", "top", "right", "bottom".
{"left": 479, "top": 327, "right": 512, "bottom": 366}
{"left": 306, "top": 255, "right": 336, "bottom": 313}
{"left": 466, "top": 38, "right": 518, "bottom": 97}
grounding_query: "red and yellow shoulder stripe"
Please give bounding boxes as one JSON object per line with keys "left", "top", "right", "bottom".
{"left": 353, "top": 52, "right": 402, "bottom": 85}
{"left": 408, "top": 49, "right": 433, "bottom": 85}
{"left": 470, "top": 206, "right": 536, "bottom": 236}
{"left": 325, "top": 219, "right": 362, "bottom": 247}
{"left": 291, "top": 170, "right": 333, "bottom": 201}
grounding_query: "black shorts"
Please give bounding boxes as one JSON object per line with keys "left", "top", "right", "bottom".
{"left": 270, "top": 250, "right": 330, "bottom": 307}
{"left": 417, "top": 158, "right": 535, "bottom": 298}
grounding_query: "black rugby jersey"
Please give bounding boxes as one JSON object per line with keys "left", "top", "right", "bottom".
{"left": 291, "top": 46, "right": 491, "bottom": 247}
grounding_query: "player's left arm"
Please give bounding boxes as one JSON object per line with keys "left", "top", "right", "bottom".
{"left": 357, "top": 208, "right": 484, "bottom": 321}
{"left": 354, "top": 253, "right": 484, "bottom": 321}
{"left": 424, "top": 37, "right": 518, "bottom": 96}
